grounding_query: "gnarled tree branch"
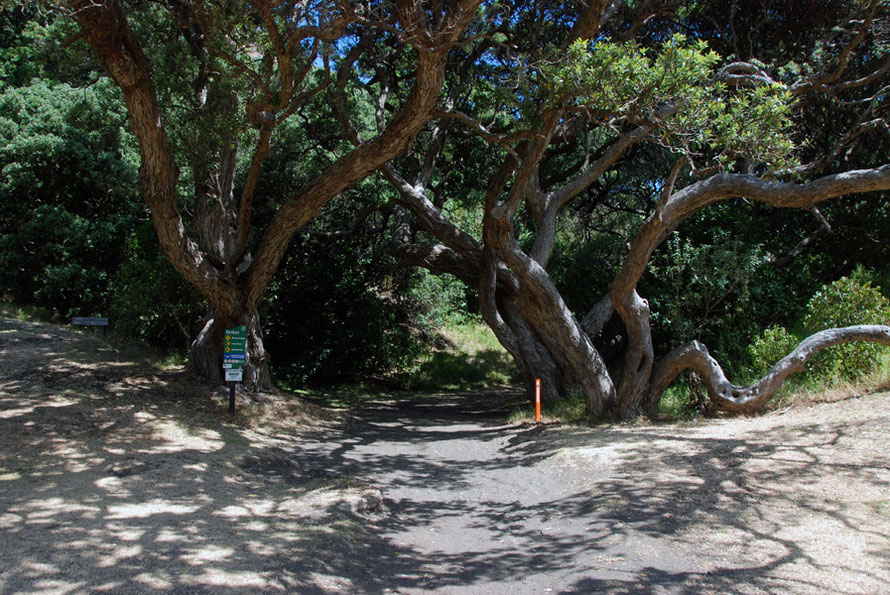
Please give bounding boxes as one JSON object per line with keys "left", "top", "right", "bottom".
{"left": 649, "top": 325, "right": 890, "bottom": 414}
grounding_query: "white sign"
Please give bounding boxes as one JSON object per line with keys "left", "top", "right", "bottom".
{"left": 225, "top": 368, "right": 243, "bottom": 382}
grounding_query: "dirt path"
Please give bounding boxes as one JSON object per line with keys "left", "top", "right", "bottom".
{"left": 1, "top": 316, "right": 889, "bottom": 593}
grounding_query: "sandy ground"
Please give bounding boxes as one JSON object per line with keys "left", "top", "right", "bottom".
{"left": 1, "top": 315, "right": 888, "bottom": 594}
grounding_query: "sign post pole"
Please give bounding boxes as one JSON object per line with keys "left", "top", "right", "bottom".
{"left": 223, "top": 325, "right": 248, "bottom": 415}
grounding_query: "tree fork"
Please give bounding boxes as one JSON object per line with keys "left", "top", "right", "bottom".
{"left": 191, "top": 307, "right": 272, "bottom": 392}
{"left": 69, "top": 0, "right": 484, "bottom": 390}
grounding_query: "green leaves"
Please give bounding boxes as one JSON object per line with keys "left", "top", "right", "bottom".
{"left": 0, "top": 77, "right": 139, "bottom": 319}
{"left": 803, "top": 272, "right": 890, "bottom": 380}
{"left": 550, "top": 35, "right": 720, "bottom": 116}
{"left": 538, "top": 34, "right": 796, "bottom": 172}
{"left": 749, "top": 325, "right": 800, "bottom": 376}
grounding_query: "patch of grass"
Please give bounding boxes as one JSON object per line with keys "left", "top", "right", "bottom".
{"left": 866, "top": 500, "right": 890, "bottom": 515}
{"left": 156, "top": 350, "right": 189, "bottom": 369}
{"left": 507, "top": 393, "right": 588, "bottom": 425}
{"left": 407, "top": 320, "right": 519, "bottom": 391}
{"left": 776, "top": 353, "right": 890, "bottom": 407}
{"left": 655, "top": 384, "right": 697, "bottom": 421}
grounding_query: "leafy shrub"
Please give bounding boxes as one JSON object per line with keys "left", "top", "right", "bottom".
{"left": 262, "top": 233, "right": 425, "bottom": 386}
{"left": 110, "top": 223, "right": 205, "bottom": 351}
{"left": 408, "top": 269, "right": 476, "bottom": 327}
{"left": 0, "top": 79, "right": 138, "bottom": 318}
{"left": 748, "top": 325, "right": 800, "bottom": 376}
{"left": 803, "top": 274, "right": 890, "bottom": 381}
{"left": 646, "top": 234, "right": 770, "bottom": 375}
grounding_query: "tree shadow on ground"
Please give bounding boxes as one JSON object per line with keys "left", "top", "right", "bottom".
{"left": 1, "top": 316, "right": 888, "bottom": 593}
{"left": 290, "top": 390, "right": 889, "bottom": 593}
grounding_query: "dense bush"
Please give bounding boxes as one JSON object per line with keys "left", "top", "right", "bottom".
{"left": 0, "top": 79, "right": 139, "bottom": 319}
{"left": 748, "top": 325, "right": 800, "bottom": 377}
{"left": 110, "top": 223, "right": 206, "bottom": 351}
{"left": 262, "top": 232, "right": 425, "bottom": 386}
{"left": 646, "top": 234, "right": 768, "bottom": 374}
{"left": 408, "top": 269, "right": 478, "bottom": 328}
{"left": 803, "top": 273, "right": 890, "bottom": 381}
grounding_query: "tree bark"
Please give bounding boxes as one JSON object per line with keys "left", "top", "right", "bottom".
{"left": 70, "top": 0, "right": 482, "bottom": 390}
{"left": 648, "top": 325, "right": 890, "bottom": 414}
{"left": 191, "top": 308, "right": 272, "bottom": 391}
{"left": 498, "top": 294, "right": 568, "bottom": 406}
{"left": 191, "top": 310, "right": 225, "bottom": 385}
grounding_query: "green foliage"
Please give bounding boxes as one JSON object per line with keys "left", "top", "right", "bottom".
{"left": 542, "top": 34, "right": 796, "bottom": 171}
{"left": 655, "top": 380, "right": 701, "bottom": 421}
{"left": 549, "top": 233, "right": 619, "bottom": 315}
{"left": 0, "top": 301, "right": 58, "bottom": 323}
{"left": 749, "top": 325, "right": 800, "bottom": 376}
{"left": 0, "top": 9, "right": 90, "bottom": 90}
{"left": 803, "top": 273, "right": 890, "bottom": 380}
{"left": 407, "top": 321, "right": 518, "bottom": 390}
{"left": 263, "top": 232, "right": 424, "bottom": 386}
{"left": 110, "top": 223, "right": 206, "bottom": 350}
{"left": 550, "top": 35, "right": 721, "bottom": 112}
{"left": 0, "top": 78, "right": 139, "bottom": 318}
{"left": 0, "top": 205, "right": 118, "bottom": 316}
{"left": 408, "top": 270, "right": 476, "bottom": 327}
{"left": 646, "top": 234, "right": 769, "bottom": 373}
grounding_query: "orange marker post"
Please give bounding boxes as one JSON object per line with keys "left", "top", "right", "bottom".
{"left": 535, "top": 378, "right": 541, "bottom": 422}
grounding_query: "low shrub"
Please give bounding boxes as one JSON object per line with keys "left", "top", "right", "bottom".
{"left": 803, "top": 274, "right": 890, "bottom": 381}
{"left": 748, "top": 325, "right": 800, "bottom": 376}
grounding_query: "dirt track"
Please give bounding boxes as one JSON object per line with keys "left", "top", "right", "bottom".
{"left": 1, "top": 316, "right": 889, "bottom": 593}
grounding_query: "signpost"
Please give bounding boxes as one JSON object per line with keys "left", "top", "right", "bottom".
{"left": 223, "top": 325, "right": 247, "bottom": 415}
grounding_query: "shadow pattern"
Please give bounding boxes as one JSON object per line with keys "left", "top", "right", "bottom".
{"left": 2, "top": 317, "right": 889, "bottom": 593}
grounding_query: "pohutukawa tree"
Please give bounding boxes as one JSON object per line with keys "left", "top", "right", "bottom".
{"left": 61, "top": 0, "right": 482, "bottom": 389}
{"left": 383, "top": 0, "right": 890, "bottom": 417}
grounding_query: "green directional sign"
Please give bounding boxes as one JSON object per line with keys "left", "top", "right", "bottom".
{"left": 223, "top": 325, "right": 248, "bottom": 370}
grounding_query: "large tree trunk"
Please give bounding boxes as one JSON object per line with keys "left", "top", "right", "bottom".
{"left": 497, "top": 295, "right": 567, "bottom": 406}
{"left": 191, "top": 308, "right": 272, "bottom": 392}
{"left": 71, "top": 0, "right": 483, "bottom": 394}
{"left": 482, "top": 146, "right": 617, "bottom": 416}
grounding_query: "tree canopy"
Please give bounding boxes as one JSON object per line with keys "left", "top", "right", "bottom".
{"left": 381, "top": 0, "right": 890, "bottom": 416}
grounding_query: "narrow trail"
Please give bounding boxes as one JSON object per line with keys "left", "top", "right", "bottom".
{"left": 2, "top": 316, "right": 888, "bottom": 594}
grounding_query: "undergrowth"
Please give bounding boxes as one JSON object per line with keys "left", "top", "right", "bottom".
{"left": 404, "top": 319, "right": 518, "bottom": 391}
{"left": 655, "top": 350, "right": 890, "bottom": 421}
{"left": 0, "top": 302, "right": 58, "bottom": 323}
